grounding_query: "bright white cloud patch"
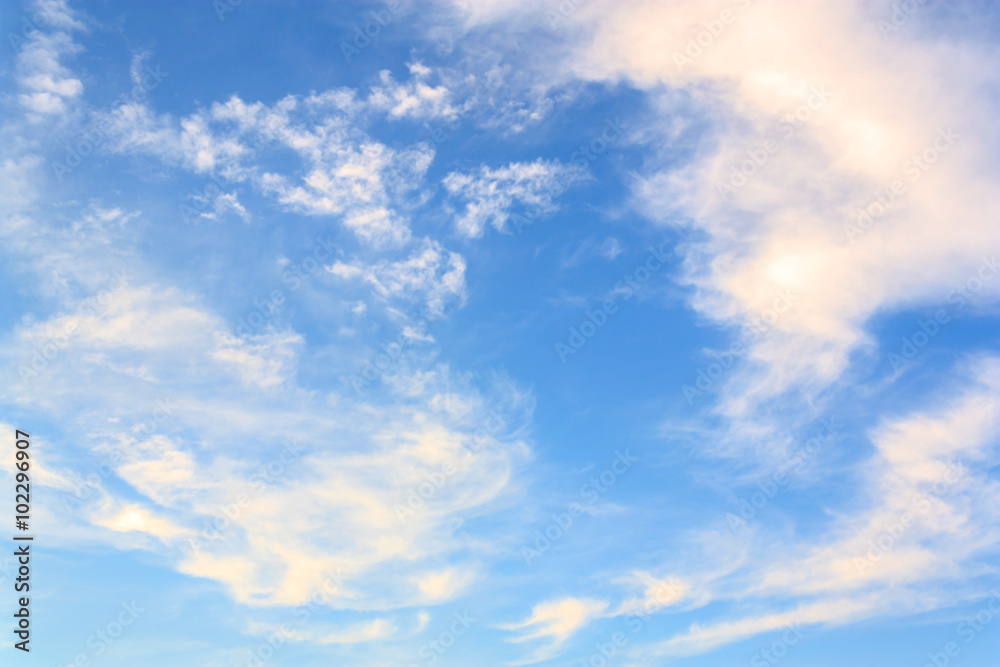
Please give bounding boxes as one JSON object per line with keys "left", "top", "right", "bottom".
{"left": 366, "top": 67, "right": 460, "bottom": 120}
{"left": 502, "top": 597, "right": 609, "bottom": 665}
{"left": 443, "top": 159, "right": 587, "bottom": 237}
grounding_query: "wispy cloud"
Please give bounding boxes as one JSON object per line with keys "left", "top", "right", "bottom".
{"left": 501, "top": 597, "right": 608, "bottom": 665}
{"left": 444, "top": 159, "right": 587, "bottom": 237}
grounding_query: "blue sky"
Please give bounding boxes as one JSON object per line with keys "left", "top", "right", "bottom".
{"left": 1, "top": 0, "right": 1000, "bottom": 665}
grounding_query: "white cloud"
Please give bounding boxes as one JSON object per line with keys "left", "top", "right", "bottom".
{"left": 442, "top": 0, "right": 1000, "bottom": 418}
{"left": 654, "top": 595, "right": 876, "bottom": 657}
{"left": 526, "top": 0, "right": 1000, "bottom": 414}
{"left": 609, "top": 572, "right": 687, "bottom": 617}
{"left": 314, "top": 618, "right": 398, "bottom": 644}
{"left": 212, "top": 331, "right": 302, "bottom": 389}
{"left": 259, "top": 138, "right": 432, "bottom": 247}
{"left": 5, "top": 3, "right": 998, "bottom": 662}
{"left": 100, "top": 504, "right": 189, "bottom": 541}
{"left": 366, "top": 68, "right": 459, "bottom": 120}
{"left": 412, "top": 567, "right": 475, "bottom": 603}
{"left": 443, "top": 159, "right": 587, "bottom": 237}
{"left": 601, "top": 237, "right": 623, "bottom": 260}
{"left": 501, "top": 597, "right": 608, "bottom": 665}
{"left": 437, "top": 2, "right": 1000, "bottom": 658}
{"left": 249, "top": 616, "right": 399, "bottom": 646}
{"left": 99, "top": 79, "right": 440, "bottom": 247}
{"left": 0, "top": 191, "right": 518, "bottom": 614}
{"left": 101, "top": 101, "right": 253, "bottom": 176}
{"left": 0, "top": 35, "right": 512, "bottom": 619}
{"left": 327, "top": 238, "right": 467, "bottom": 317}
{"left": 645, "top": 355, "right": 1000, "bottom": 655}
{"left": 0, "top": 155, "right": 44, "bottom": 210}
{"left": 5, "top": 276, "right": 530, "bottom": 612}
{"left": 14, "top": 1, "right": 85, "bottom": 118}
{"left": 191, "top": 189, "right": 250, "bottom": 223}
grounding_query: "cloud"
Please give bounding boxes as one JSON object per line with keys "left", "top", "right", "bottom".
{"left": 366, "top": 67, "right": 460, "bottom": 120}
{"left": 100, "top": 86, "right": 436, "bottom": 247}
{"left": 412, "top": 567, "right": 475, "bottom": 603}
{"left": 0, "top": 155, "right": 44, "bottom": 210}
{"left": 645, "top": 354, "right": 1000, "bottom": 655}
{"left": 327, "top": 238, "right": 467, "bottom": 317}
{"left": 443, "top": 159, "right": 587, "bottom": 237}
{"left": 540, "top": 0, "right": 998, "bottom": 413}
{"left": 3, "top": 2, "right": 998, "bottom": 663}
{"left": 259, "top": 137, "right": 432, "bottom": 247}
{"left": 609, "top": 572, "right": 687, "bottom": 617}
{"left": 99, "top": 504, "right": 189, "bottom": 541}
{"left": 212, "top": 331, "right": 303, "bottom": 389}
{"left": 248, "top": 615, "right": 399, "bottom": 646}
{"left": 0, "top": 25, "right": 528, "bottom": 622}
{"left": 14, "top": 0, "right": 85, "bottom": 118}
{"left": 501, "top": 597, "right": 608, "bottom": 665}
{"left": 190, "top": 190, "right": 250, "bottom": 223}
{"left": 314, "top": 618, "right": 398, "bottom": 644}
{"left": 654, "top": 595, "right": 874, "bottom": 657}
{"left": 438, "top": 2, "right": 1000, "bottom": 658}
{"left": 600, "top": 237, "right": 623, "bottom": 260}
{"left": 5, "top": 274, "right": 530, "bottom": 611}
{"left": 442, "top": 0, "right": 999, "bottom": 417}
{"left": 0, "top": 191, "right": 524, "bottom": 616}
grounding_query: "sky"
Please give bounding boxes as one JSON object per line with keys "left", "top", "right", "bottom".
{"left": 1, "top": 0, "right": 999, "bottom": 665}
